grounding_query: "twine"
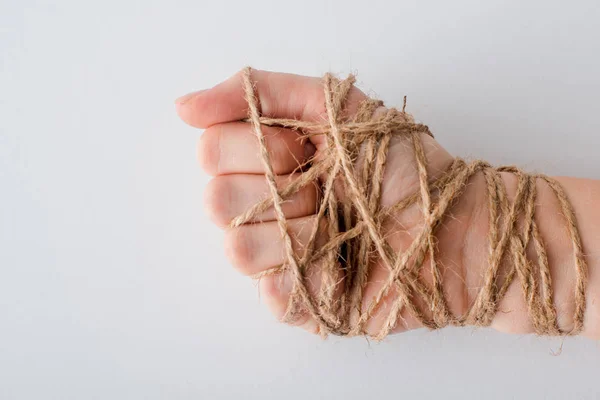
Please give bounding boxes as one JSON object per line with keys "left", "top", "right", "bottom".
{"left": 233, "top": 67, "right": 587, "bottom": 339}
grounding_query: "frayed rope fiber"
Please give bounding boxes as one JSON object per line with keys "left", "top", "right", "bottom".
{"left": 232, "top": 67, "right": 587, "bottom": 339}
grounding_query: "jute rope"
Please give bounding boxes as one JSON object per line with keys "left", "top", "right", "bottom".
{"left": 233, "top": 67, "right": 587, "bottom": 339}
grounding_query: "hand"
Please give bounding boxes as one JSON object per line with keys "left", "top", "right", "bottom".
{"left": 175, "top": 69, "right": 522, "bottom": 337}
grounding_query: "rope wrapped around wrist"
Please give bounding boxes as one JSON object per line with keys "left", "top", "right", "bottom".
{"left": 231, "top": 67, "right": 587, "bottom": 340}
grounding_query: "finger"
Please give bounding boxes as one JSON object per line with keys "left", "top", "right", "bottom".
{"left": 227, "top": 215, "right": 339, "bottom": 335}
{"left": 204, "top": 174, "right": 318, "bottom": 228}
{"left": 175, "top": 68, "right": 368, "bottom": 129}
{"left": 223, "top": 215, "right": 326, "bottom": 276}
{"left": 198, "top": 122, "right": 316, "bottom": 176}
{"left": 259, "top": 272, "right": 321, "bottom": 335}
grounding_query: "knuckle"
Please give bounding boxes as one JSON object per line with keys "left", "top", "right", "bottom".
{"left": 260, "top": 273, "right": 289, "bottom": 307}
{"left": 203, "top": 177, "right": 231, "bottom": 227}
{"left": 224, "top": 227, "right": 254, "bottom": 274}
{"left": 197, "top": 126, "right": 221, "bottom": 175}
{"left": 259, "top": 273, "right": 306, "bottom": 324}
{"left": 265, "top": 131, "right": 287, "bottom": 173}
{"left": 299, "top": 181, "right": 318, "bottom": 216}
{"left": 267, "top": 129, "right": 303, "bottom": 174}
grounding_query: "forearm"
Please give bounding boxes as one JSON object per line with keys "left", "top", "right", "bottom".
{"left": 372, "top": 135, "right": 600, "bottom": 339}
{"left": 464, "top": 173, "right": 600, "bottom": 338}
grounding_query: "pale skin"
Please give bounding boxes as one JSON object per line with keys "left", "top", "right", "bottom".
{"left": 175, "top": 69, "right": 600, "bottom": 340}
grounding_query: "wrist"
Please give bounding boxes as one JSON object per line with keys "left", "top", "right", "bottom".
{"left": 461, "top": 172, "right": 585, "bottom": 335}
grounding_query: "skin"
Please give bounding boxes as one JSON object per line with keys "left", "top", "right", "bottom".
{"left": 175, "top": 69, "right": 600, "bottom": 339}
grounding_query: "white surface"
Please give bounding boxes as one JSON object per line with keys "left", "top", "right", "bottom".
{"left": 1, "top": 0, "right": 600, "bottom": 399}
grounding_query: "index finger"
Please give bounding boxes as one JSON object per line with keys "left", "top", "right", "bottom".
{"left": 175, "top": 68, "right": 367, "bottom": 129}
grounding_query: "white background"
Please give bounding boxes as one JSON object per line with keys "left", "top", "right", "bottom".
{"left": 1, "top": 0, "right": 600, "bottom": 399}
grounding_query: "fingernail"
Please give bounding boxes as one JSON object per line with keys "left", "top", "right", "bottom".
{"left": 175, "top": 89, "right": 206, "bottom": 105}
